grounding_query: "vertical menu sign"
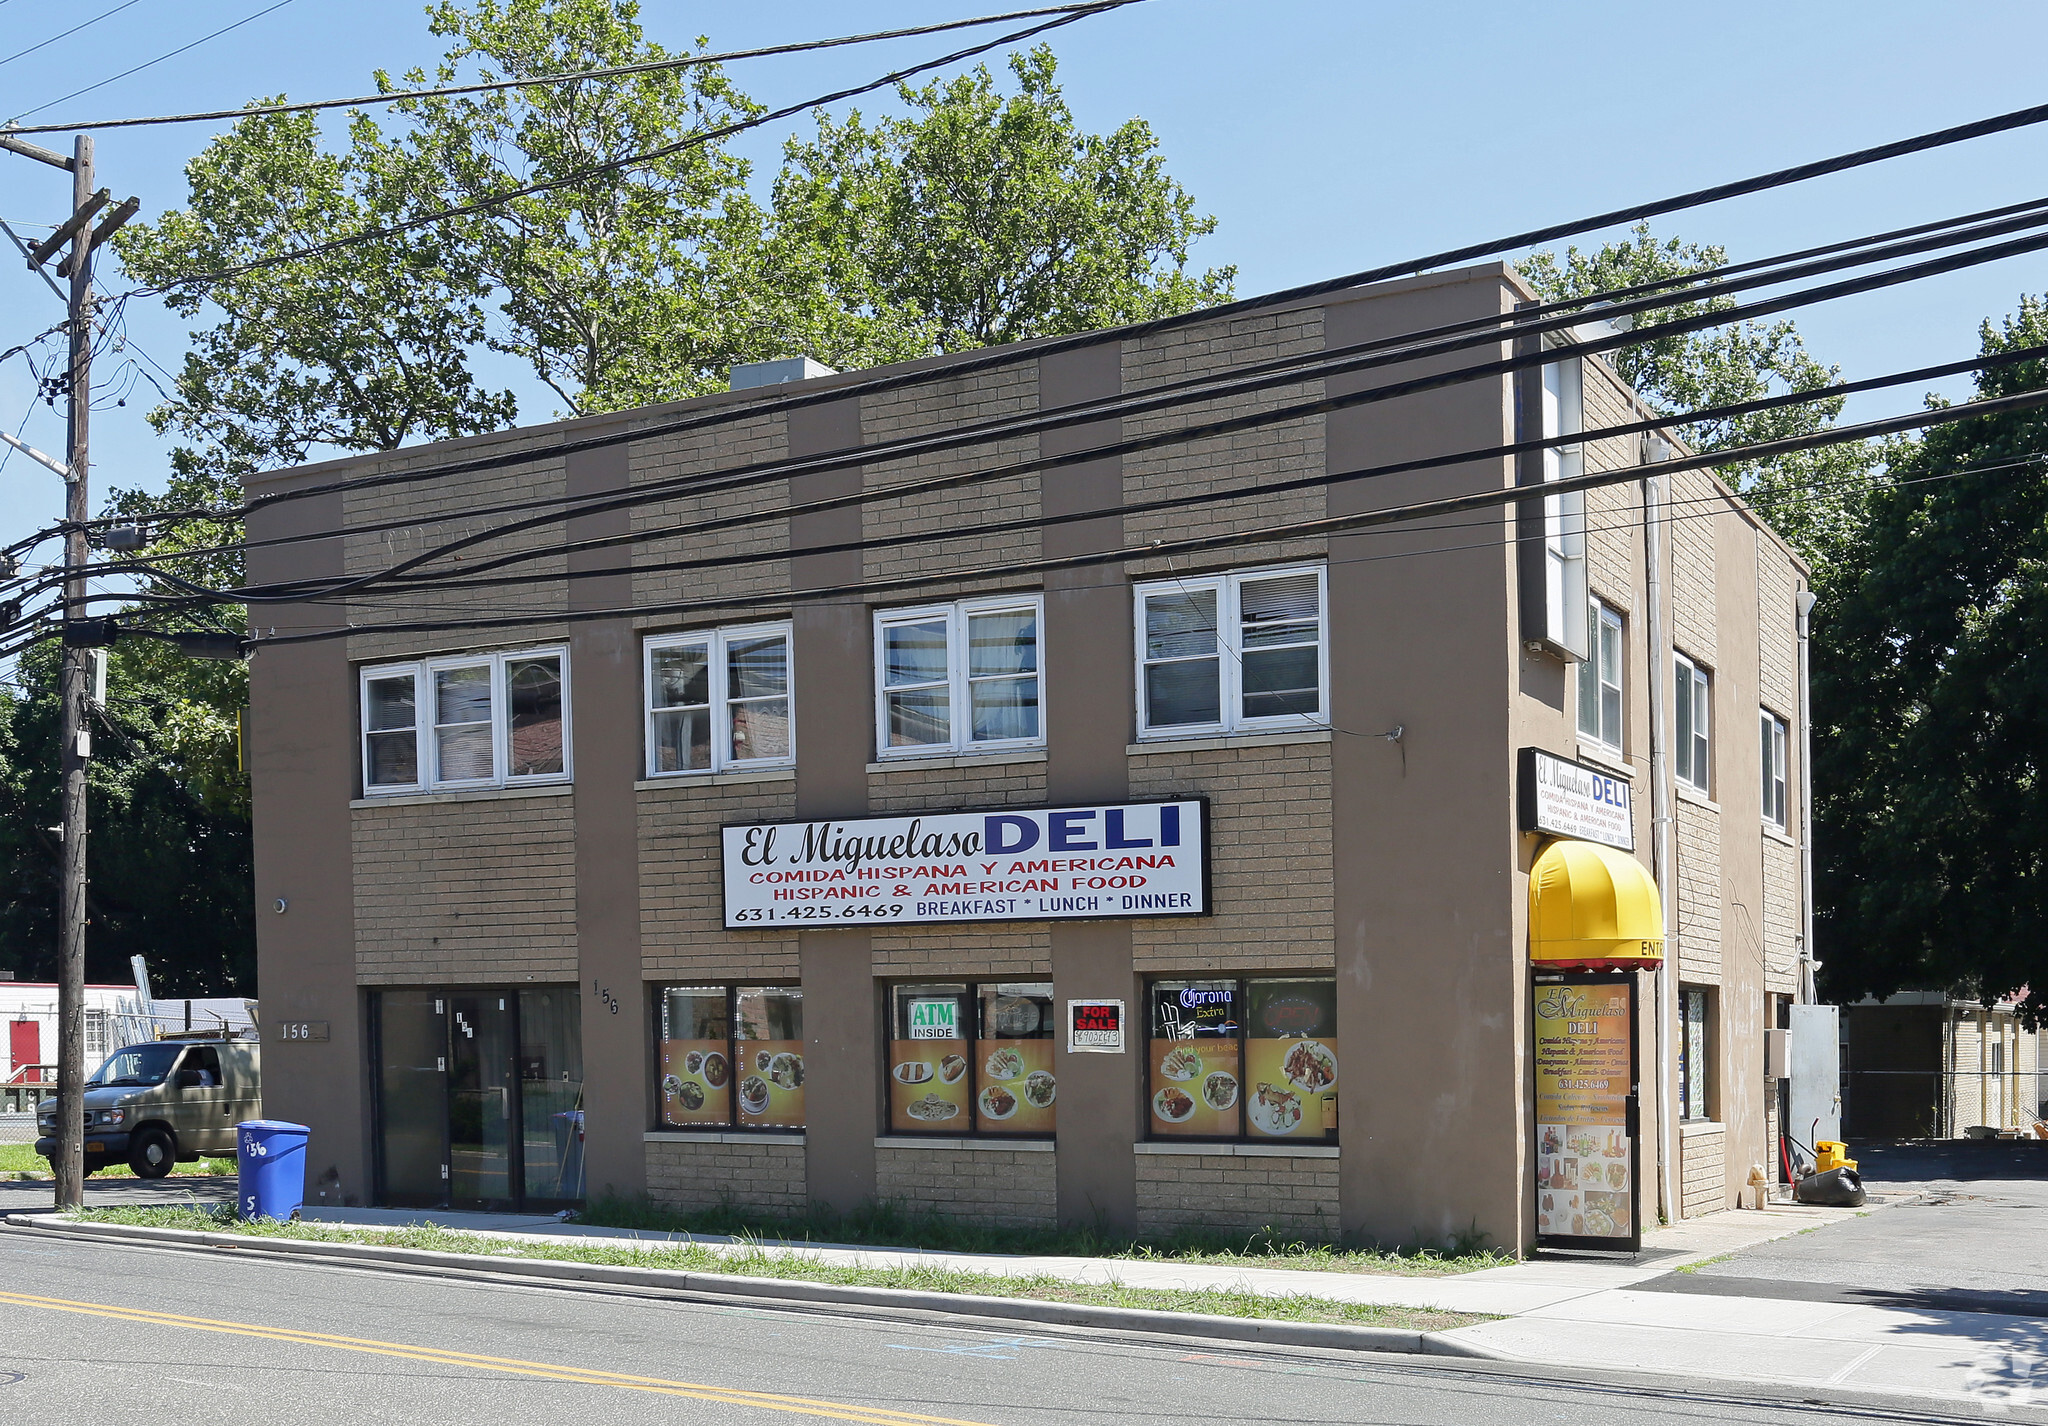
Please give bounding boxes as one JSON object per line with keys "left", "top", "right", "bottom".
{"left": 1534, "top": 975, "right": 1640, "bottom": 1250}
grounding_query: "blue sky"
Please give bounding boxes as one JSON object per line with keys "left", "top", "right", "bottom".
{"left": 4, "top": 0, "right": 2048, "bottom": 555}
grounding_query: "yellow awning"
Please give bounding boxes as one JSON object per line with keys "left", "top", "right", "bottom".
{"left": 1529, "top": 839, "right": 1664, "bottom": 968}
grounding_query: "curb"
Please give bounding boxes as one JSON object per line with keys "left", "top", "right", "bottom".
{"left": 4, "top": 1214, "right": 1505, "bottom": 1361}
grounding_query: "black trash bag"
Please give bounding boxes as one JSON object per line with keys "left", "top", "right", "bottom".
{"left": 1793, "top": 1166, "right": 1865, "bottom": 1207}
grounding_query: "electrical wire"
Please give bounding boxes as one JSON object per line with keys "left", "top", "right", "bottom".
{"left": 84, "top": 191, "right": 2048, "bottom": 591}
{"left": 109, "top": 1, "right": 1137, "bottom": 298}
{"left": 103, "top": 87, "right": 2048, "bottom": 467}
{"left": 121, "top": 190, "right": 2048, "bottom": 544}
{"left": 25, "top": 450, "right": 2048, "bottom": 651}
{"left": 0, "top": 0, "right": 147, "bottom": 70}
{"left": 151, "top": 341, "right": 2048, "bottom": 609}
{"left": 202, "top": 219, "right": 2048, "bottom": 607}
{"left": 8, "top": 0, "right": 300, "bottom": 125}
{"left": 120, "top": 384, "right": 2048, "bottom": 649}
{"left": 0, "top": 3, "right": 1144, "bottom": 135}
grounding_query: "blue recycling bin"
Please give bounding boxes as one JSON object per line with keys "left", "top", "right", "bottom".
{"left": 236, "top": 1120, "right": 310, "bottom": 1221}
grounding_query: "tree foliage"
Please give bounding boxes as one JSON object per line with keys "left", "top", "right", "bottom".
{"left": 1814, "top": 299, "right": 2048, "bottom": 1019}
{"left": 1519, "top": 225, "right": 1876, "bottom": 575}
{"left": 0, "top": 642, "right": 252, "bottom": 993}
{"left": 764, "top": 46, "right": 1233, "bottom": 354}
{"left": 52, "top": 0, "right": 1231, "bottom": 996}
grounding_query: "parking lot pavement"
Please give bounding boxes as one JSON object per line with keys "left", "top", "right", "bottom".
{"left": 0, "top": 1174, "right": 234, "bottom": 1214}
{"left": 1640, "top": 1140, "right": 2048, "bottom": 1313}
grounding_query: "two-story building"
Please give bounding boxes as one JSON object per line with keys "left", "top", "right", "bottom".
{"left": 246, "top": 262, "right": 1810, "bottom": 1248}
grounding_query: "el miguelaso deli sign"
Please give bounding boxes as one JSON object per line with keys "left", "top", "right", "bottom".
{"left": 722, "top": 800, "right": 1207, "bottom": 928}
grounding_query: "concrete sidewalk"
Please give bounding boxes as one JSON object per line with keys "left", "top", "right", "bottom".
{"left": 287, "top": 1195, "right": 2048, "bottom": 1404}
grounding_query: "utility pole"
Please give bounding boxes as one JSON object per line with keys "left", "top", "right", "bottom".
{"left": 1, "top": 127, "right": 135, "bottom": 1207}
{"left": 56, "top": 132, "right": 94, "bottom": 1211}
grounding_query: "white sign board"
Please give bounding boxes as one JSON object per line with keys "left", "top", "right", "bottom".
{"left": 723, "top": 800, "right": 1207, "bottom": 929}
{"left": 1519, "top": 747, "right": 1634, "bottom": 851}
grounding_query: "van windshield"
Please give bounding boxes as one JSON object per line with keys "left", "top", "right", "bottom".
{"left": 89, "top": 1044, "right": 185, "bottom": 1087}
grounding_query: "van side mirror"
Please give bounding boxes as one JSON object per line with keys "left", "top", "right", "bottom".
{"left": 173, "top": 1069, "right": 203, "bottom": 1088}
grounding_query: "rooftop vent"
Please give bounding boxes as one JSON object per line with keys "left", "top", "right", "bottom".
{"left": 728, "top": 356, "right": 836, "bottom": 391}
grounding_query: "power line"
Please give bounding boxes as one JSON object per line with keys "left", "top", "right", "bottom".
{"left": 0, "top": 2, "right": 1142, "bottom": 135}
{"left": 110, "top": 85, "right": 2048, "bottom": 471}
{"left": 0, "top": 0, "right": 147, "bottom": 69}
{"left": 89, "top": 384, "right": 2048, "bottom": 649}
{"left": 82, "top": 189, "right": 2048, "bottom": 582}
{"left": 202, "top": 218, "right": 2048, "bottom": 607}
{"left": 112, "top": 1, "right": 1137, "bottom": 298}
{"left": 201, "top": 343, "right": 2048, "bottom": 608}
{"left": 8, "top": 0, "right": 300, "bottom": 125}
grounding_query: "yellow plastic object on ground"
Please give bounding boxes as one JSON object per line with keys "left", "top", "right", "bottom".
{"left": 1815, "top": 1140, "right": 1857, "bottom": 1173}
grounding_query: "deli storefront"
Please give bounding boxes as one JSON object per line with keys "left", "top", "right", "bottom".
{"left": 1524, "top": 749, "right": 1664, "bottom": 1252}
{"left": 715, "top": 798, "right": 1340, "bottom": 1152}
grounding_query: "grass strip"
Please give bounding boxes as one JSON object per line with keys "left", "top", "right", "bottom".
{"left": 64, "top": 1206, "right": 1486, "bottom": 1334}
{"left": 575, "top": 1196, "right": 1513, "bottom": 1278}
{"left": 0, "top": 1143, "right": 234, "bottom": 1179}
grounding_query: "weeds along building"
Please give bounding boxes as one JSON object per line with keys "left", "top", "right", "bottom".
{"left": 246, "top": 263, "right": 1811, "bottom": 1247}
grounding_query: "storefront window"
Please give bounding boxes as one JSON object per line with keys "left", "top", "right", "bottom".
{"left": 1148, "top": 977, "right": 1337, "bottom": 1143}
{"left": 656, "top": 985, "right": 802, "bottom": 1131}
{"left": 887, "top": 981, "right": 1055, "bottom": 1136}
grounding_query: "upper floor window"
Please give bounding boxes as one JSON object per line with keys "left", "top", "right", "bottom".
{"left": 645, "top": 623, "right": 793, "bottom": 777}
{"left": 1577, "top": 597, "right": 1624, "bottom": 754}
{"left": 1761, "top": 710, "right": 1789, "bottom": 828}
{"left": 875, "top": 595, "right": 1041, "bottom": 757}
{"left": 360, "top": 647, "right": 568, "bottom": 795}
{"left": 1674, "top": 652, "right": 1710, "bottom": 794}
{"left": 1135, "top": 564, "right": 1327, "bottom": 738}
{"left": 1529, "top": 353, "right": 1588, "bottom": 657}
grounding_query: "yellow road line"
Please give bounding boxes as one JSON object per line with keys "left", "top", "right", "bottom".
{"left": 0, "top": 1288, "right": 1002, "bottom": 1425}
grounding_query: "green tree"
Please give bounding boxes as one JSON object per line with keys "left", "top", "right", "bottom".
{"left": 764, "top": 45, "right": 1233, "bottom": 356}
{"left": 1813, "top": 298, "right": 2048, "bottom": 1019}
{"left": 0, "top": 641, "right": 252, "bottom": 993}
{"left": 1520, "top": 225, "right": 1876, "bottom": 575}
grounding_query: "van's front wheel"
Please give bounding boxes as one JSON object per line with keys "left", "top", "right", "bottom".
{"left": 128, "top": 1127, "right": 175, "bottom": 1179}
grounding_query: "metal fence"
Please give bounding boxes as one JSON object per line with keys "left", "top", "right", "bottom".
{"left": 1843, "top": 1068, "right": 2048, "bottom": 1140}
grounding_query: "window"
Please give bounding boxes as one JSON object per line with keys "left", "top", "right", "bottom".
{"left": 655, "top": 985, "right": 803, "bottom": 1131}
{"left": 875, "top": 596, "right": 1041, "bottom": 756}
{"left": 1535, "top": 356, "right": 1589, "bottom": 655}
{"left": 1577, "top": 598, "right": 1624, "bottom": 753}
{"left": 360, "top": 648, "right": 568, "bottom": 794}
{"left": 886, "top": 982, "right": 1056, "bottom": 1136}
{"left": 1760, "top": 710, "right": 1788, "bottom": 828}
{"left": 644, "top": 624, "right": 793, "bottom": 777}
{"left": 1147, "top": 977, "right": 1338, "bottom": 1143}
{"left": 1135, "top": 564, "right": 1327, "bottom": 738}
{"left": 1679, "top": 986, "right": 1712, "bottom": 1120}
{"left": 1673, "top": 653, "right": 1710, "bottom": 793}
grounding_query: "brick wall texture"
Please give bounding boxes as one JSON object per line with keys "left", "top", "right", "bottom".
{"left": 646, "top": 1137, "right": 807, "bottom": 1216}
{"left": 1128, "top": 741, "right": 1334, "bottom": 973}
{"left": 352, "top": 794, "right": 577, "bottom": 984}
{"left": 875, "top": 1145, "right": 1058, "bottom": 1228}
{"left": 1680, "top": 1128, "right": 1726, "bottom": 1217}
{"left": 1134, "top": 1153, "right": 1340, "bottom": 1242}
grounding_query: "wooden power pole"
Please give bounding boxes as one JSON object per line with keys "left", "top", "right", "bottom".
{"left": 0, "top": 126, "right": 136, "bottom": 1208}
{"left": 56, "top": 132, "right": 95, "bottom": 1210}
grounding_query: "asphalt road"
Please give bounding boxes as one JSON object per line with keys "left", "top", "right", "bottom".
{"left": 0, "top": 1226, "right": 2030, "bottom": 1426}
{"left": 1647, "top": 1140, "right": 2048, "bottom": 1316}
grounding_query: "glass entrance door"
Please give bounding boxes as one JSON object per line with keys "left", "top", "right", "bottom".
{"left": 374, "top": 987, "right": 582, "bottom": 1211}
{"left": 447, "top": 992, "right": 516, "bottom": 1210}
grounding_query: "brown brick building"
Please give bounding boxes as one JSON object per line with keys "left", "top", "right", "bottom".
{"left": 247, "top": 263, "right": 1809, "bottom": 1249}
